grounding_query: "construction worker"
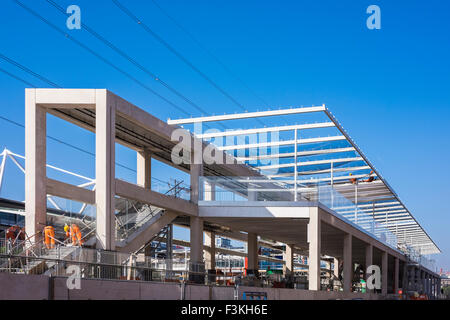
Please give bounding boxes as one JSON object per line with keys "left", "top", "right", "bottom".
{"left": 43, "top": 225, "right": 55, "bottom": 249}
{"left": 349, "top": 173, "right": 357, "bottom": 184}
{"left": 364, "top": 170, "right": 375, "bottom": 183}
{"left": 6, "top": 225, "right": 23, "bottom": 244}
{"left": 66, "top": 223, "right": 83, "bottom": 246}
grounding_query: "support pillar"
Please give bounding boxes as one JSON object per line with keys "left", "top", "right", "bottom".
{"left": 247, "top": 232, "right": 258, "bottom": 272}
{"left": 394, "top": 257, "right": 399, "bottom": 294}
{"left": 308, "top": 207, "right": 321, "bottom": 291}
{"left": 204, "top": 231, "right": 216, "bottom": 270}
{"left": 437, "top": 277, "right": 441, "bottom": 299}
{"left": 431, "top": 277, "right": 436, "bottom": 298}
{"left": 95, "top": 90, "right": 116, "bottom": 250}
{"left": 190, "top": 216, "right": 204, "bottom": 264}
{"left": 190, "top": 134, "right": 203, "bottom": 203}
{"left": 189, "top": 216, "right": 204, "bottom": 283}
{"left": 365, "top": 244, "right": 373, "bottom": 292}
{"left": 283, "top": 244, "right": 294, "bottom": 275}
{"left": 137, "top": 149, "right": 152, "bottom": 189}
{"left": 343, "top": 233, "right": 352, "bottom": 292}
{"left": 25, "top": 89, "right": 47, "bottom": 241}
{"left": 381, "top": 251, "right": 388, "bottom": 295}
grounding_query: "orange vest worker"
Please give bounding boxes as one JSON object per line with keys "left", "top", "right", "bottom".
{"left": 44, "top": 226, "right": 55, "bottom": 249}
{"left": 67, "top": 224, "right": 83, "bottom": 246}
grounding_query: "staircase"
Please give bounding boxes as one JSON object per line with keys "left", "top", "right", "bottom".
{"left": 24, "top": 245, "right": 79, "bottom": 274}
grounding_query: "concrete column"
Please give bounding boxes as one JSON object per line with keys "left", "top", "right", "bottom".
{"left": 381, "top": 251, "right": 388, "bottom": 295}
{"left": 433, "top": 277, "right": 437, "bottom": 298}
{"left": 137, "top": 149, "right": 151, "bottom": 189}
{"left": 190, "top": 216, "right": 204, "bottom": 264}
{"left": 283, "top": 244, "right": 294, "bottom": 275}
{"left": 247, "top": 232, "right": 258, "bottom": 270}
{"left": 437, "top": 277, "right": 441, "bottom": 299}
{"left": 95, "top": 90, "right": 116, "bottom": 250}
{"left": 365, "top": 244, "right": 373, "bottom": 293}
{"left": 190, "top": 136, "right": 203, "bottom": 203}
{"left": 394, "top": 257, "right": 399, "bottom": 294}
{"left": 411, "top": 267, "right": 417, "bottom": 291}
{"left": 431, "top": 277, "right": 435, "bottom": 298}
{"left": 308, "top": 207, "right": 321, "bottom": 291}
{"left": 204, "top": 231, "right": 215, "bottom": 270}
{"left": 415, "top": 268, "right": 420, "bottom": 292}
{"left": 25, "top": 89, "right": 47, "bottom": 241}
{"left": 421, "top": 270, "right": 424, "bottom": 294}
{"left": 343, "top": 233, "right": 352, "bottom": 292}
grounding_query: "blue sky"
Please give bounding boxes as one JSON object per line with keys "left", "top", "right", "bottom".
{"left": 0, "top": 0, "right": 449, "bottom": 270}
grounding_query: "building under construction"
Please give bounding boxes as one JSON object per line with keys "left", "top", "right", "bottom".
{"left": 0, "top": 88, "right": 443, "bottom": 300}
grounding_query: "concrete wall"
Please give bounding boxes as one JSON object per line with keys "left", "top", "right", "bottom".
{"left": 0, "top": 273, "right": 50, "bottom": 300}
{"left": 0, "top": 273, "right": 381, "bottom": 300}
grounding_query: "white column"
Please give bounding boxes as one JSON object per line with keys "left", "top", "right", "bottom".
{"left": 247, "top": 232, "right": 258, "bottom": 270}
{"left": 308, "top": 207, "right": 321, "bottom": 291}
{"left": 294, "top": 129, "right": 298, "bottom": 201}
{"left": 382, "top": 251, "right": 388, "bottom": 295}
{"left": 25, "top": 89, "right": 47, "bottom": 241}
{"left": 204, "top": 180, "right": 216, "bottom": 201}
{"left": 343, "top": 233, "right": 352, "bottom": 292}
{"left": 137, "top": 149, "right": 151, "bottom": 189}
{"left": 333, "top": 257, "right": 339, "bottom": 278}
{"left": 95, "top": 90, "right": 116, "bottom": 250}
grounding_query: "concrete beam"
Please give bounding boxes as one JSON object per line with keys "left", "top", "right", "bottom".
{"left": 35, "top": 88, "right": 96, "bottom": 108}
{"left": 117, "top": 211, "right": 178, "bottom": 253}
{"left": 198, "top": 202, "right": 310, "bottom": 218}
{"left": 115, "top": 179, "right": 197, "bottom": 216}
{"left": 46, "top": 178, "right": 95, "bottom": 204}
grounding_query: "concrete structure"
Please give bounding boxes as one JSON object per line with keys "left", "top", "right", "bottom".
{"left": 17, "top": 88, "right": 442, "bottom": 299}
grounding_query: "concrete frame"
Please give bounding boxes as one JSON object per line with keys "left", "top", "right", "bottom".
{"left": 24, "top": 89, "right": 440, "bottom": 298}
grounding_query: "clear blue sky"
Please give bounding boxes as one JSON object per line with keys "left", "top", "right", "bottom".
{"left": 0, "top": 0, "right": 449, "bottom": 270}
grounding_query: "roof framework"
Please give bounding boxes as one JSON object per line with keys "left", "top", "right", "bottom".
{"left": 168, "top": 106, "right": 440, "bottom": 255}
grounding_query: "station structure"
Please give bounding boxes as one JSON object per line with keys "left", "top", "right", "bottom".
{"left": 0, "top": 88, "right": 443, "bottom": 299}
